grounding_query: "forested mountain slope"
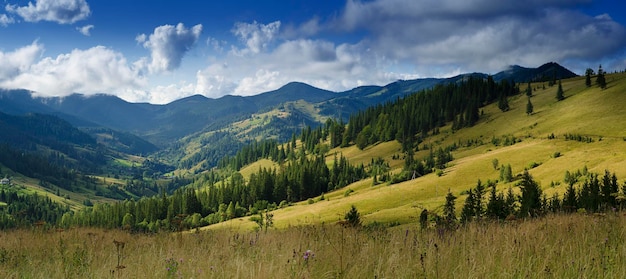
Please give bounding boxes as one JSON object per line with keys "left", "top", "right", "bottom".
{"left": 205, "top": 71, "right": 626, "bottom": 230}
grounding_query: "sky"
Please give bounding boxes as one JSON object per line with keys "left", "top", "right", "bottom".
{"left": 0, "top": 0, "right": 625, "bottom": 104}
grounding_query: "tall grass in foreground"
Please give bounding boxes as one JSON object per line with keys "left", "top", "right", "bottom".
{"left": 1, "top": 213, "right": 625, "bottom": 278}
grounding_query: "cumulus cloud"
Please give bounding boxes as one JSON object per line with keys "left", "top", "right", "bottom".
{"left": 231, "top": 21, "right": 281, "bottom": 55}
{"left": 0, "top": 14, "right": 15, "bottom": 26}
{"left": 335, "top": 0, "right": 626, "bottom": 74}
{"left": 195, "top": 63, "right": 237, "bottom": 98}
{"left": 0, "top": 42, "right": 43, "bottom": 80}
{"left": 5, "top": 0, "right": 91, "bottom": 24}
{"left": 76, "top": 24, "right": 93, "bottom": 36}
{"left": 194, "top": 34, "right": 398, "bottom": 98}
{"left": 136, "top": 23, "right": 203, "bottom": 73}
{"left": 0, "top": 45, "right": 146, "bottom": 97}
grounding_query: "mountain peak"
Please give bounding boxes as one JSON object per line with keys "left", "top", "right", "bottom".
{"left": 493, "top": 62, "right": 577, "bottom": 82}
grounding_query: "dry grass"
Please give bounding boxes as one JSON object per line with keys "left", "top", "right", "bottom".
{"left": 2, "top": 213, "right": 626, "bottom": 278}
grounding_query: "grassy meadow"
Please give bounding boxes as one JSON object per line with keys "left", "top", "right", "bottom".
{"left": 207, "top": 73, "right": 626, "bottom": 230}
{"left": 2, "top": 213, "right": 625, "bottom": 278}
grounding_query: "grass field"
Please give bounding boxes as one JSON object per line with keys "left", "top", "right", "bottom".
{"left": 2, "top": 213, "right": 625, "bottom": 278}
{"left": 207, "top": 73, "right": 626, "bottom": 230}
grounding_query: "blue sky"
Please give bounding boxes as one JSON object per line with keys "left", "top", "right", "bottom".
{"left": 1, "top": 0, "right": 625, "bottom": 104}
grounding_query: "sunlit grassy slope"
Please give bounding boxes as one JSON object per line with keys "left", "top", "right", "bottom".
{"left": 208, "top": 73, "right": 626, "bottom": 231}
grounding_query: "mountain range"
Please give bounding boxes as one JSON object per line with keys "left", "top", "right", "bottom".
{"left": 0, "top": 62, "right": 577, "bottom": 170}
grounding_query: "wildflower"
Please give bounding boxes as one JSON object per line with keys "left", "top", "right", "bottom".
{"left": 303, "top": 250, "right": 314, "bottom": 261}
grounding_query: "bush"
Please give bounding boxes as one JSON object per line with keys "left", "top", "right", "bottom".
{"left": 435, "top": 169, "right": 444, "bottom": 177}
{"left": 528, "top": 161, "right": 541, "bottom": 169}
{"left": 278, "top": 200, "right": 289, "bottom": 208}
{"left": 344, "top": 188, "right": 354, "bottom": 197}
{"left": 390, "top": 171, "right": 410, "bottom": 184}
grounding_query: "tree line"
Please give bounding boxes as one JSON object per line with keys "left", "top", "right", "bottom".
{"left": 59, "top": 151, "right": 367, "bottom": 232}
{"left": 435, "top": 169, "right": 626, "bottom": 229}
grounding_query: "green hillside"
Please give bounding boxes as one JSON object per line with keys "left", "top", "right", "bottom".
{"left": 207, "top": 72, "right": 626, "bottom": 231}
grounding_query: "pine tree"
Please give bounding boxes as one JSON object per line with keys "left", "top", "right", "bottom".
{"left": 556, "top": 80, "right": 564, "bottom": 101}
{"left": 486, "top": 185, "right": 506, "bottom": 220}
{"left": 473, "top": 180, "right": 485, "bottom": 219}
{"left": 596, "top": 65, "right": 606, "bottom": 89}
{"left": 498, "top": 93, "right": 509, "bottom": 112}
{"left": 526, "top": 82, "right": 532, "bottom": 97}
{"left": 562, "top": 182, "right": 577, "bottom": 212}
{"left": 526, "top": 97, "right": 533, "bottom": 116}
{"left": 585, "top": 68, "right": 594, "bottom": 87}
{"left": 226, "top": 201, "right": 235, "bottom": 219}
{"left": 518, "top": 171, "right": 543, "bottom": 218}
{"left": 344, "top": 205, "right": 361, "bottom": 227}
{"left": 505, "top": 187, "right": 517, "bottom": 216}
{"left": 499, "top": 164, "right": 513, "bottom": 183}
{"left": 443, "top": 190, "right": 457, "bottom": 228}
{"left": 460, "top": 189, "right": 475, "bottom": 224}
{"left": 419, "top": 209, "right": 429, "bottom": 230}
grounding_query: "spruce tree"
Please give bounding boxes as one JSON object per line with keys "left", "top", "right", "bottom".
{"left": 596, "top": 65, "right": 606, "bottom": 89}
{"left": 505, "top": 187, "right": 517, "bottom": 216}
{"left": 585, "top": 68, "right": 594, "bottom": 87}
{"left": 526, "top": 97, "right": 533, "bottom": 115}
{"left": 562, "top": 182, "right": 577, "bottom": 212}
{"left": 344, "top": 205, "right": 361, "bottom": 227}
{"left": 486, "top": 186, "right": 506, "bottom": 220}
{"left": 460, "top": 189, "right": 475, "bottom": 224}
{"left": 556, "top": 80, "right": 564, "bottom": 101}
{"left": 518, "top": 171, "right": 543, "bottom": 217}
{"left": 498, "top": 94, "right": 509, "bottom": 112}
{"left": 419, "top": 209, "right": 429, "bottom": 230}
{"left": 473, "top": 180, "right": 485, "bottom": 219}
{"left": 443, "top": 190, "right": 457, "bottom": 228}
{"left": 526, "top": 82, "right": 532, "bottom": 97}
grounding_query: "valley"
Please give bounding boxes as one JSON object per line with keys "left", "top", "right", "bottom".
{"left": 0, "top": 62, "right": 625, "bottom": 277}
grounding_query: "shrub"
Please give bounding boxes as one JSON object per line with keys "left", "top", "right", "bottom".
{"left": 343, "top": 189, "right": 354, "bottom": 197}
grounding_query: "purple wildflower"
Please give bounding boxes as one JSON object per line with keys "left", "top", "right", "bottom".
{"left": 303, "top": 250, "right": 314, "bottom": 261}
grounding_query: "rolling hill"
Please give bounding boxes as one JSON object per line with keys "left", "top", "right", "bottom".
{"left": 206, "top": 71, "right": 626, "bottom": 231}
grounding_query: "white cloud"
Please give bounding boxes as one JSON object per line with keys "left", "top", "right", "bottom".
{"left": 144, "top": 82, "right": 197, "bottom": 104}
{"left": 0, "top": 14, "right": 15, "bottom": 26}
{"left": 195, "top": 63, "right": 237, "bottom": 98}
{"left": 0, "top": 45, "right": 147, "bottom": 97}
{"left": 0, "top": 42, "right": 43, "bottom": 80}
{"left": 5, "top": 0, "right": 90, "bottom": 24}
{"left": 137, "top": 23, "right": 203, "bottom": 73}
{"left": 194, "top": 34, "right": 399, "bottom": 98}
{"left": 231, "top": 21, "right": 280, "bottom": 55}
{"left": 76, "top": 24, "right": 93, "bottom": 36}
{"left": 335, "top": 0, "right": 626, "bottom": 74}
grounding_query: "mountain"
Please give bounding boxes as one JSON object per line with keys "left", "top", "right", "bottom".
{"left": 248, "top": 82, "right": 337, "bottom": 108}
{"left": 0, "top": 62, "right": 578, "bottom": 170}
{"left": 493, "top": 62, "right": 578, "bottom": 83}
{"left": 0, "top": 111, "right": 103, "bottom": 173}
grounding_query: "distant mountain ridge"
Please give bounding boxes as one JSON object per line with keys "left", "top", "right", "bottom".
{"left": 0, "top": 62, "right": 578, "bottom": 164}
{"left": 493, "top": 62, "right": 577, "bottom": 83}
